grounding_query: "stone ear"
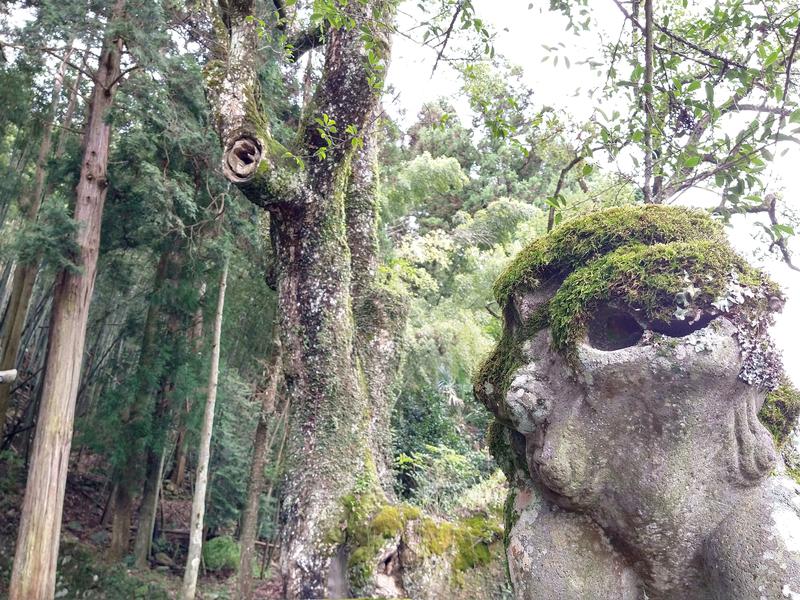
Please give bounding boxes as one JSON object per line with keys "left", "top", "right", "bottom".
{"left": 728, "top": 391, "right": 777, "bottom": 484}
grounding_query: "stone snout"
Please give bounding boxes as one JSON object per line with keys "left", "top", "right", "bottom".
{"left": 503, "top": 331, "right": 597, "bottom": 505}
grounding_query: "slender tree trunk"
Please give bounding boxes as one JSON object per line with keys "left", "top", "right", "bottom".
{"left": 171, "top": 427, "right": 189, "bottom": 487}
{"left": 132, "top": 440, "right": 168, "bottom": 568}
{"left": 132, "top": 270, "right": 187, "bottom": 568}
{"left": 170, "top": 283, "right": 205, "bottom": 488}
{"left": 181, "top": 257, "right": 228, "bottom": 600}
{"left": 109, "top": 249, "right": 172, "bottom": 560}
{"left": 8, "top": 6, "right": 125, "bottom": 597}
{"left": 237, "top": 325, "right": 282, "bottom": 599}
{"left": 643, "top": 0, "right": 655, "bottom": 203}
{"left": 0, "top": 42, "right": 73, "bottom": 431}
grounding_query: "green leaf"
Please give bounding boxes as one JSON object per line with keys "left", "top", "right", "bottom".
{"left": 684, "top": 155, "right": 701, "bottom": 168}
{"left": 764, "top": 49, "right": 780, "bottom": 67}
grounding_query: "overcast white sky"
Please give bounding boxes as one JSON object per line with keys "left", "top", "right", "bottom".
{"left": 387, "top": 0, "right": 800, "bottom": 385}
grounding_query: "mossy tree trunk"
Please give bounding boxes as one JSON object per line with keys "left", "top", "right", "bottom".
{"left": 346, "top": 113, "right": 408, "bottom": 493}
{"left": 8, "top": 4, "right": 126, "bottom": 596}
{"left": 201, "top": 1, "right": 397, "bottom": 596}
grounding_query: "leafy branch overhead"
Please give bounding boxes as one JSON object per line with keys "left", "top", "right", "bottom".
{"left": 536, "top": 0, "right": 800, "bottom": 266}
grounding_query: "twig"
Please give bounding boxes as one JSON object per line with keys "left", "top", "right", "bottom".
{"left": 548, "top": 154, "right": 584, "bottom": 231}
{"left": 431, "top": 2, "right": 463, "bottom": 76}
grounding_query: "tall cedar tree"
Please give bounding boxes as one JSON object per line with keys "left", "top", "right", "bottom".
{"left": 9, "top": 1, "right": 126, "bottom": 597}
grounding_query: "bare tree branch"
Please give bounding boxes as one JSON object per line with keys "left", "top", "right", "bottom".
{"left": 431, "top": 1, "right": 462, "bottom": 76}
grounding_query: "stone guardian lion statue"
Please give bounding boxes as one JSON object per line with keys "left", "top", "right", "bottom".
{"left": 474, "top": 205, "right": 800, "bottom": 600}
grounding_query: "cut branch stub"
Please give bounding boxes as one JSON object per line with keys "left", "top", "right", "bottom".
{"left": 224, "top": 136, "right": 263, "bottom": 183}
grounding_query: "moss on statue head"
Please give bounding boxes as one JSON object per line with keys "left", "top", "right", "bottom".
{"left": 760, "top": 378, "right": 800, "bottom": 447}
{"left": 547, "top": 239, "right": 769, "bottom": 352}
{"left": 493, "top": 205, "right": 726, "bottom": 306}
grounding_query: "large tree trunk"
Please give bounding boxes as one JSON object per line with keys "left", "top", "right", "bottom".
{"left": 200, "top": 1, "right": 395, "bottom": 595}
{"left": 180, "top": 257, "right": 228, "bottom": 600}
{"left": 237, "top": 325, "right": 282, "bottom": 599}
{"left": 8, "top": 5, "right": 125, "bottom": 597}
{"left": 0, "top": 43, "right": 73, "bottom": 431}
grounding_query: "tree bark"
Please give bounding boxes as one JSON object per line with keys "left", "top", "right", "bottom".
{"left": 346, "top": 113, "right": 408, "bottom": 494}
{"left": 0, "top": 42, "right": 73, "bottom": 431}
{"left": 180, "top": 257, "right": 228, "bottom": 600}
{"left": 201, "top": 1, "right": 395, "bottom": 595}
{"left": 237, "top": 324, "right": 282, "bottom": 599}
{"left": 8, "top": 4, "right": 125, "bottom": 597}
{"left": 171, "top": 427, "right": 189, "bottom": 487}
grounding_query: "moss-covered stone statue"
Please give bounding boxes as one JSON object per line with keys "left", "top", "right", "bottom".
{"left": 475, "top": 205, "right": 800, "bottom": 599}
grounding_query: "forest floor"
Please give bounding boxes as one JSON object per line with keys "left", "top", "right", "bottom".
{"left": 0, "top": 455, "right": 283, "bottom": 599}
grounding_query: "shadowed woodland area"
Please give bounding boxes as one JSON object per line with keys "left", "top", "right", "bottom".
{"left": 0, "top": 0, "right": 800, "bottom": 599}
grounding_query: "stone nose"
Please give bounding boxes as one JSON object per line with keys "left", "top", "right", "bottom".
{"left": 528, "top": 409, "right": 592, "bottom": 501}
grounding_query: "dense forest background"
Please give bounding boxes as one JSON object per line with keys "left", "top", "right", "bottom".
{"left": 0, "top": 0, "right": 798, "bottom": 598}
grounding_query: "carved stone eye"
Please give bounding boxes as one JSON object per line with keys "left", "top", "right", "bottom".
{"left": 587, "top": 306, "right": 644, "bottom": 351}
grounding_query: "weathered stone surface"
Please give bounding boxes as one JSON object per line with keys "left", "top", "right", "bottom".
{"left": 475, "top": 206, "right": 800, "bottom": 599}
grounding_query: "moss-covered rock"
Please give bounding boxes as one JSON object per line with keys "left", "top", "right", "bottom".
{"left": 477, "top": 206, "right": 785, "bottom": 417}
{"left": 452, "top": 515, "right": 502, "bottom": 571}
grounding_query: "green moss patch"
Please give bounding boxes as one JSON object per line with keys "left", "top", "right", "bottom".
{"left": 547, "top": 240, "right": 765, "bottom": 352}
{"left": 760, "top": 378, "right": 800, "bottom": 447}
{"left": 452, "top": 515, "right": 502, "bottom": 571}
{"left": 340, "top": 492, "right": 422, "bottom": 591}
{"left": 493, "top": 205, "right": 725, "bottom": 306}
